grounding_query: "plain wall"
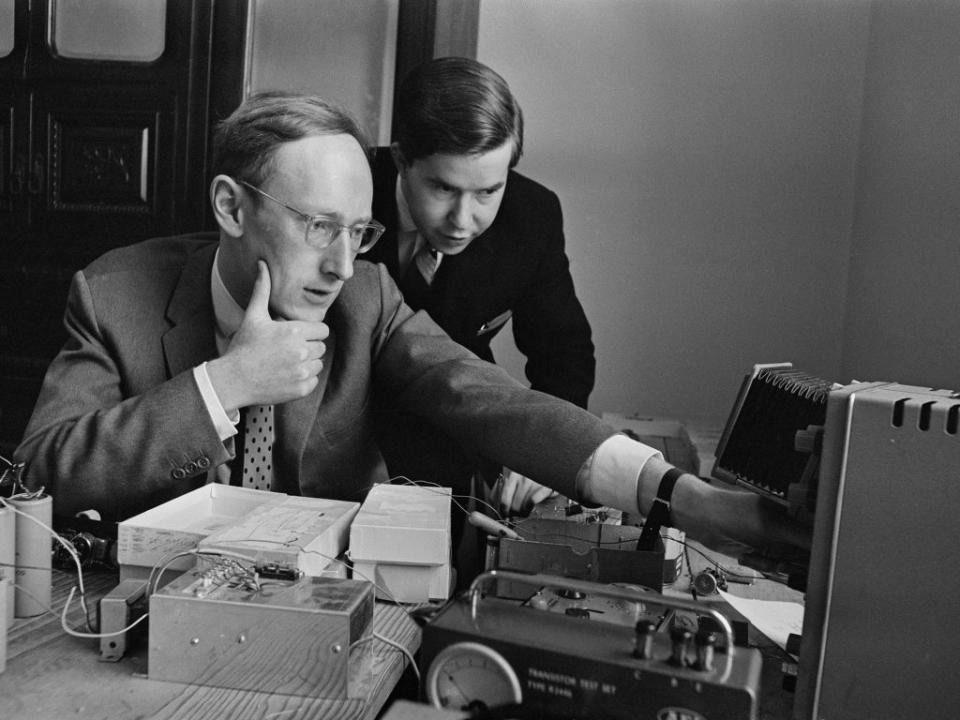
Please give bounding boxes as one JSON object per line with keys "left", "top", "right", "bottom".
{"left": 478, "top": 0, "right": 872, "bottom": 424}
{"left": 247, "top": 0, "right": 398, "bottom": 144}
{"left": 841, "top": 1, "right": 960, "bottom": 391}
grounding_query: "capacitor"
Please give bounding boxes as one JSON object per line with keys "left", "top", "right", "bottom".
{"left": 9, "top": 494, "right": 53, "bottom": 618}
{"left": 0, "top": 504, "right": 14, "bottom": 627}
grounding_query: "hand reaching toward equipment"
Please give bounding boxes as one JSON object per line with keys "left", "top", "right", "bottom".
{"left": 207, "top": 261, "right": 329, "bottom": 411}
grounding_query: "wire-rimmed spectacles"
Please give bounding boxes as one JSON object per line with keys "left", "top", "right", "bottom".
{"left": 239, "top": 179, "right": 385, "bottom": 253}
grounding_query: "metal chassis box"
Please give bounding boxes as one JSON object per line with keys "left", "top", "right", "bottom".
{"left": 149, "top": 571, "right": 373, "bottom": 698}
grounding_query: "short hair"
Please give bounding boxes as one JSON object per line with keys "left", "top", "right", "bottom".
{"left": 394, "top": 57, "right": 524, "bottom": 166}
{"left": 212, "top": 91, "right": 372, "bottom": 186}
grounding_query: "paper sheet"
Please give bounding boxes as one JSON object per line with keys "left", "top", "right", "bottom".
{"left": 719, "top": 589, "right": 804, "bottom": 656}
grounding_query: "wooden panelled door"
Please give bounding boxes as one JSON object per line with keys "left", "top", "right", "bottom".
{"left": 0, "top": 0, "right": 241, "bottom": 455}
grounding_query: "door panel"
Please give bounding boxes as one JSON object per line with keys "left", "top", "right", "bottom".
{"left": 0, "top": 0, "right": 236, "bottom": 455}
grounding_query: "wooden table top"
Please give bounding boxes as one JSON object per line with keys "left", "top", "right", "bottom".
{"left": 0, "top": 569, "right": 421, "bottom": 720}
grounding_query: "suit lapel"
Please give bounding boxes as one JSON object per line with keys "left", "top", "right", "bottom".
{"left": 157, "top": 239, "right": 335, "bottom": 496}
{"left": 161, "top": 243, "right": 218, "bottom": 378}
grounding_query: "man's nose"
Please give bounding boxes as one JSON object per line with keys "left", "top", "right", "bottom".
{"left": 447, "top": 195, "right": 473, "bottom": 230}
{"left": 320, "top": 229, "right": 355, "bottom": 280}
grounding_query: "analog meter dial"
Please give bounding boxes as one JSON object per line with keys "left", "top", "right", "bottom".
{"left": 424, "top": 641, "right": 523, "bottom": 711}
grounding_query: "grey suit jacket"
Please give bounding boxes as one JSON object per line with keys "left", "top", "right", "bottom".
{"left": 16, "top": 234, "right": 614, "bottom": 520}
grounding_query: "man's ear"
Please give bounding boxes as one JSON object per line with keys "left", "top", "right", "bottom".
{"left": 390, "top": 143, "right": 409, "bottom": 176}
{"left": 210, "top": 174, "right": 245, "bottom": 238}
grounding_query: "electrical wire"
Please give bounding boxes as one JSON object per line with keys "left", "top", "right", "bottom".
{"left": 0, "top": 494, "right": 95, "bottom": 632}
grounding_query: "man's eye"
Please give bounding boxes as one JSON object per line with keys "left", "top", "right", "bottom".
{"left": 309, "top": 218, "right": 335, "bottom": 234}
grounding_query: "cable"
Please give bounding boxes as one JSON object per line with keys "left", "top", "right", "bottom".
{"left": 60, "top": 585, "right": 149, "bottom": 639}
{"left": 391, "top": 476, "right": 509, "bottom": 525}
{"left": 0, "top": 495, "right": 95, "bottom": 632}
{"left": 373, "top": 631, "right": 421, "bottom": 683}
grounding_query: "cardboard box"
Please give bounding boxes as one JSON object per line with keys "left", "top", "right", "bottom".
{"left": 118, "top": 485, "right": 282, "bottom": 579}
{"left": 118, "top": 485, "right": 358, "bottom": 580}
{"left": 199, "top": 495, "right": 360, "bottom": 576}
{"left": 349, "top": 484, "right": 452, "bottom": 602}
{"left": 351, "top": 560, "right": 452, "bottom": 603}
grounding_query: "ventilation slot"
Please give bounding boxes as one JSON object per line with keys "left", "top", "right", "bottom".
{"left": 948, "top": 405, "right": 959, "bottom": 435}
{"left": 918, "top": 401, "right": 935, "bottom": 431}
{"left": 891, "top": 398, "right": 907, "bottom": 427}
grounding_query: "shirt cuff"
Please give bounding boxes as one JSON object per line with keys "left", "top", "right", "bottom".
{"left": 577, "top": 433, "right": 663, "bottom": 513}
{"left": 193, "top": 362, "right": 239, "bottom": 442}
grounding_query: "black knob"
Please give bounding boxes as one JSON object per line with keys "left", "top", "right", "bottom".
{"left": 634, "top": 620, "right": 656, "bottom": 659}
{"left": 670, "top": 626, "right": 692, "bottom": 667}
{"left": 695, "top": 629, "right": 718, "bottom": 671}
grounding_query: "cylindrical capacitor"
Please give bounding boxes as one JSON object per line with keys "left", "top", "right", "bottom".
{"left": 9, "top": 494, "right": 53, "bottom": 618}
{"left": 0, "top": 503, "right": 14, "bottom": 627}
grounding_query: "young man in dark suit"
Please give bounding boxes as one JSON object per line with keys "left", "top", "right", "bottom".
{"left": 366, "top": 57, "right": 595, "bottom": 515}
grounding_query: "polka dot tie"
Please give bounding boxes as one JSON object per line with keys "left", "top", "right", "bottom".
{"left": 242, "top": 403, "right": 274, "bottom": 491}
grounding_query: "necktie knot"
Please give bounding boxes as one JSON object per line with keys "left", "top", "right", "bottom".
{"left": 415, "top": 243, "right": 440, "bottom": 286}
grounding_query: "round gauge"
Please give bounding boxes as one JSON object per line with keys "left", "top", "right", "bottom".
{"left": 424, "top": 641, "right": 523, "bottom": 711}
{"left": 692, "top": 569, "right": 722, "bottom": 595}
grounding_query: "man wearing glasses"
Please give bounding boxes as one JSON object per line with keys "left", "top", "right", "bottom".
{"left": 366, "top": 57, "right": 595, "bottom": 516}
{"left": 15, "top": 91, "right": 808, "bottom": 557}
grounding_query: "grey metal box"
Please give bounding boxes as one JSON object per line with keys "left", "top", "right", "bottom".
{"left": 149, "top": 571, "right": 373, "bottom": 698}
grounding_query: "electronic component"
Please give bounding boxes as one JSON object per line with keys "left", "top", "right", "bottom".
{"left": 521, "top": 582, "right": 664, "bottom": 628}
{"left": 421, "top": 571, "right": 762, "bottom": 719}
{"left": 484, "top": 497, "right": 684, "bottom": 598}
{"left": 98, "top": 579, "right": 148, "bottom": 662}
{"left": 9, "top": 492, "right": 52, "bottom": 618}
{"left": 148, "top": 564, "right": 373, "bottom": 699}
{"left": 53, "top": 513, "right": 118, "bottom": 569}
{"left": 713, "top": 362, "right": 834, "bottom": 518}
{"left": 795, "top": 382, "right": 960, "bottom": 719}
{"left": 0, "top": 577, "right": 8, "bottom": 674}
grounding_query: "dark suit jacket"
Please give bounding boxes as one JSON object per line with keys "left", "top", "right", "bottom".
{"left": 15, "top": 234, "right": 615, "bottom": 521}
{"left": 365, "top": 150, "right": 595, "bottom": 408}
{"left": 365, "top": 151, "right": 597, "bottom": 490}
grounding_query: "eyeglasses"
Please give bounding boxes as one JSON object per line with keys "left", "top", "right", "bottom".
{"left": 239, "top": 179, "right": 385, "bottom": 253}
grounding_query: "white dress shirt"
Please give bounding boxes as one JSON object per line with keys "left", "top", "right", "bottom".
{"left": 395, "top": 177, "right": 443, "bottom": 278}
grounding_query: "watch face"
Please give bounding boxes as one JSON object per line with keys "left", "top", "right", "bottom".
{"left": 425, "top": 641, "right": 523, "bottom": 711}
{"left": 693, "top": 570, "right": 720, "bottom": 595}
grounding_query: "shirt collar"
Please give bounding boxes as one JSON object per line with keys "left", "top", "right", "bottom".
{"left": 210, "top": 247, "right": 245, "bottom": 355}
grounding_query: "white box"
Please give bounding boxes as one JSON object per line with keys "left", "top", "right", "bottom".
{"left": 352, "top": 560, "right": 452, "bottom": 603}
{"left": 349, "top": 484, "right": 452, "bottom": 601}
{"left": 199, "top": 495, "right": 360, "bottom": 576}
{"left": 118, "top": 485, "right": 283, "bottom": 578}
{"left": 118, "top": 485, "right": 358, "bottom": 580}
